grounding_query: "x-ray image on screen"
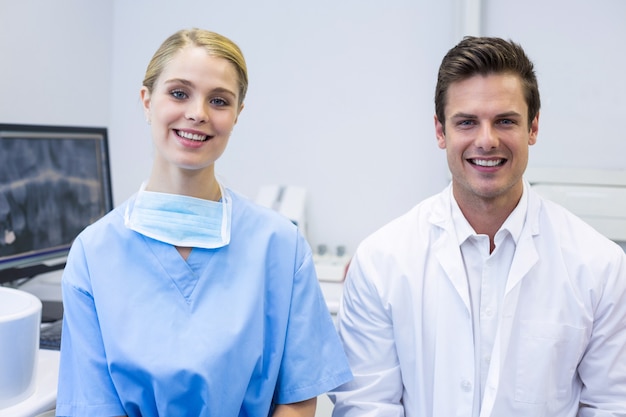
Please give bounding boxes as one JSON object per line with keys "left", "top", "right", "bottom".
{"left": 0, "top": 124, "right": 112, "bottom": 282}
{"left": 0, "top": 138, "right": 102, "bottom": 256}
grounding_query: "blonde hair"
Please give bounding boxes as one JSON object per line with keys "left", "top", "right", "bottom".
{"left": 142, "top": 28, "right": 248, "bottom": 105}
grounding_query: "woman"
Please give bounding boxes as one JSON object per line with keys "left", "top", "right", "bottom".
{"left": 56, "top": 28, "right": 352, "bottom": 417}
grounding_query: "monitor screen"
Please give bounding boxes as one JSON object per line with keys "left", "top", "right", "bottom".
{"left": 0, "top": 123, "right": 113, "bottom": 284}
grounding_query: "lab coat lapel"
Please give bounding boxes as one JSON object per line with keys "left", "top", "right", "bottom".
{"left": 505, "top": 188, "right": 540, "bottom": 294}
{"left": 434, "top": 233, "right": 471, "bottom": 313}
{"left": 431, "top": 190, "right": 472, "bottom": 314}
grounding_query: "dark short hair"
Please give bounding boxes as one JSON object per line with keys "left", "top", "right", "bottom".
{"left": 434, "top": 36, "right": 540, "bottom": 130}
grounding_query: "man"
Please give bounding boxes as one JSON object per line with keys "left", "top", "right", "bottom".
{"left": 329, "top": 36, "right": 626, "bottom": 416}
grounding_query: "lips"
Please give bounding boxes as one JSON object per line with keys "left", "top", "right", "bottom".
{"left": 175, "top": 129, "right": 209, "bottom": 141}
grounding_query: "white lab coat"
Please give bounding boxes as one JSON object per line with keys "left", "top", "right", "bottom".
{"left": 330, "top": 183, "right": 626, "bottom": 417}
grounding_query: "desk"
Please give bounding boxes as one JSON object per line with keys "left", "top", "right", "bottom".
{"left": 0, "top": 349, "right": 59, "bottom": 417}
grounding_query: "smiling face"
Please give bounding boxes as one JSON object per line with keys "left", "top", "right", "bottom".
{"left": 435, "top": 73, "right": 539, "bottom": 210}
{"left": 141, "top": 46, "right": 244, "bottom": 181}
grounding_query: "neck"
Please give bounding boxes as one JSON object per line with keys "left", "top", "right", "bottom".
{"left": 453, "top": 186, "right": 522, "bottom": 251}
{"left": 145, "top": 166, "right": 221, "bottom": 201}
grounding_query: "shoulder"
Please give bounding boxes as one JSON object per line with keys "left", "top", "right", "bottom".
{"left": 67, "top": 198, "right": 136, "bottom": 263}
{"left": 227, "top": 188, "right": 300, "bottom": 235}
{"left": 226, "top": 188, "right": 310, "bottom": 258}
{"left": 533, "top": 190, "right": 611, "bottom": 244}
{"left": 228, "top": 188, "right": 280, "bottom": 220}
{"left": 75, "top": 200, "right": 128, "bottom": 242}
{"left": 358, "top": 190, "right": 444, "bottom": 254}
{"left": 530, "top": 190, "right": 625, "bottom": 263}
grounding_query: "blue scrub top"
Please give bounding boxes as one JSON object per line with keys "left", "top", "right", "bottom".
{"left": 56, "top": 188, "right": 352, "bottom": 417}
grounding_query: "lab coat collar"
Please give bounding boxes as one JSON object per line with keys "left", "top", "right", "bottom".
{"left": 427, "top": 181, "right": 541, "bottom": 312}
{"left": 499, "top": 183, "right": 527, "bottom": 246}
{"left": 445, "top": 182, "right": 529, "bottom": 248}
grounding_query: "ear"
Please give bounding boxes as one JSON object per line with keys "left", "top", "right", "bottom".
{"left": 233, "top": 102, "right": 245, "bottom": 125}
{"left": 140, "top": 86, "right": 151, "bottom": 123}
{"left": 528, "top": 112, "right": 539, "bottom": 146}
{"left": 434, "top": 115, "right": 446, "bottom": 149}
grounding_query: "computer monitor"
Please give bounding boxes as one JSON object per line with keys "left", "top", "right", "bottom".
{"left": 0, "top": 123, "right": 113, "bottom": 285}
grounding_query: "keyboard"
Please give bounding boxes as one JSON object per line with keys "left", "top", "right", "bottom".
{"left": 40, "top": 319, "right": 63, "bottom": 350}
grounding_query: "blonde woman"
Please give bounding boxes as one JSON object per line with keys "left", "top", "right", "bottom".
{"left": 57, "top": 28, "right": 351, "bottom": 417}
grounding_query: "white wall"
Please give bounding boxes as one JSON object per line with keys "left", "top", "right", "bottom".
{"left": 2, "top": 0, "right": 625, "bottom": 254}
{"left": 0, "top": 1, "right": 113, "bottom": 127}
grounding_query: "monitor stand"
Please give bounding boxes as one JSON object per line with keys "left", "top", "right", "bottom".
{"left": 41, "top": 300, "right": 64, "bottom": 323}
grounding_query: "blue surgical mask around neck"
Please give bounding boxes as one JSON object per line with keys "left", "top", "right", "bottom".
{"left": 124, "top": 183, "right": 231, "bottom": 249}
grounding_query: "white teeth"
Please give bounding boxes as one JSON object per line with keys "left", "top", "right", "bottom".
{"left": 177, "top": 130, "right": 207, "bottom": 141}
{"left": 472, "top": 159, "right": 503, "bottom": 167}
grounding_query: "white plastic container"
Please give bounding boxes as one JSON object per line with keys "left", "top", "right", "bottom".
{"left": 0, "top": 287, "right": 42, "bottom": 409}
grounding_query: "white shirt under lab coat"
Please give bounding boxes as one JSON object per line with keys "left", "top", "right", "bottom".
{"left": 330, "top": 182, "right": 626, "bottom": 417}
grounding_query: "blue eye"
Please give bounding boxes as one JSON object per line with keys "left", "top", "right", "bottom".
{"left": 170, "top": 90, "right": 188, "bottom": 100}
{"left": 458, "top": 119, "right": 476, "bottom": 127}
{"left": 210, "top": 97, "right": 228, "bottom": 106}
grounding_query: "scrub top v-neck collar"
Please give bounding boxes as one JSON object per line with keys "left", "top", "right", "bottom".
{"left": 142, "top": 236, "right": 219, "bottom": 303}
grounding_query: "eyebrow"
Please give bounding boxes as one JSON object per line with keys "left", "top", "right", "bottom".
{"left": 494, "top": 111, "right": 523, "bottom": 119}
{"left": 450, "top": 112, "right": 477, "bottom": 119}
{"left": 450, "top": 111, "right": 523, "bottom": 119}
{"left": 163, "top": 78, "right": 237, "bottom": 97}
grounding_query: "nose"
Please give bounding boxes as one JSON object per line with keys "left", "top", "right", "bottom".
{"left": 185, "top": 99, "right": 209, "bottom": 124}
{"left": 474, "top": 124, "right": 498, "bottom": 150}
